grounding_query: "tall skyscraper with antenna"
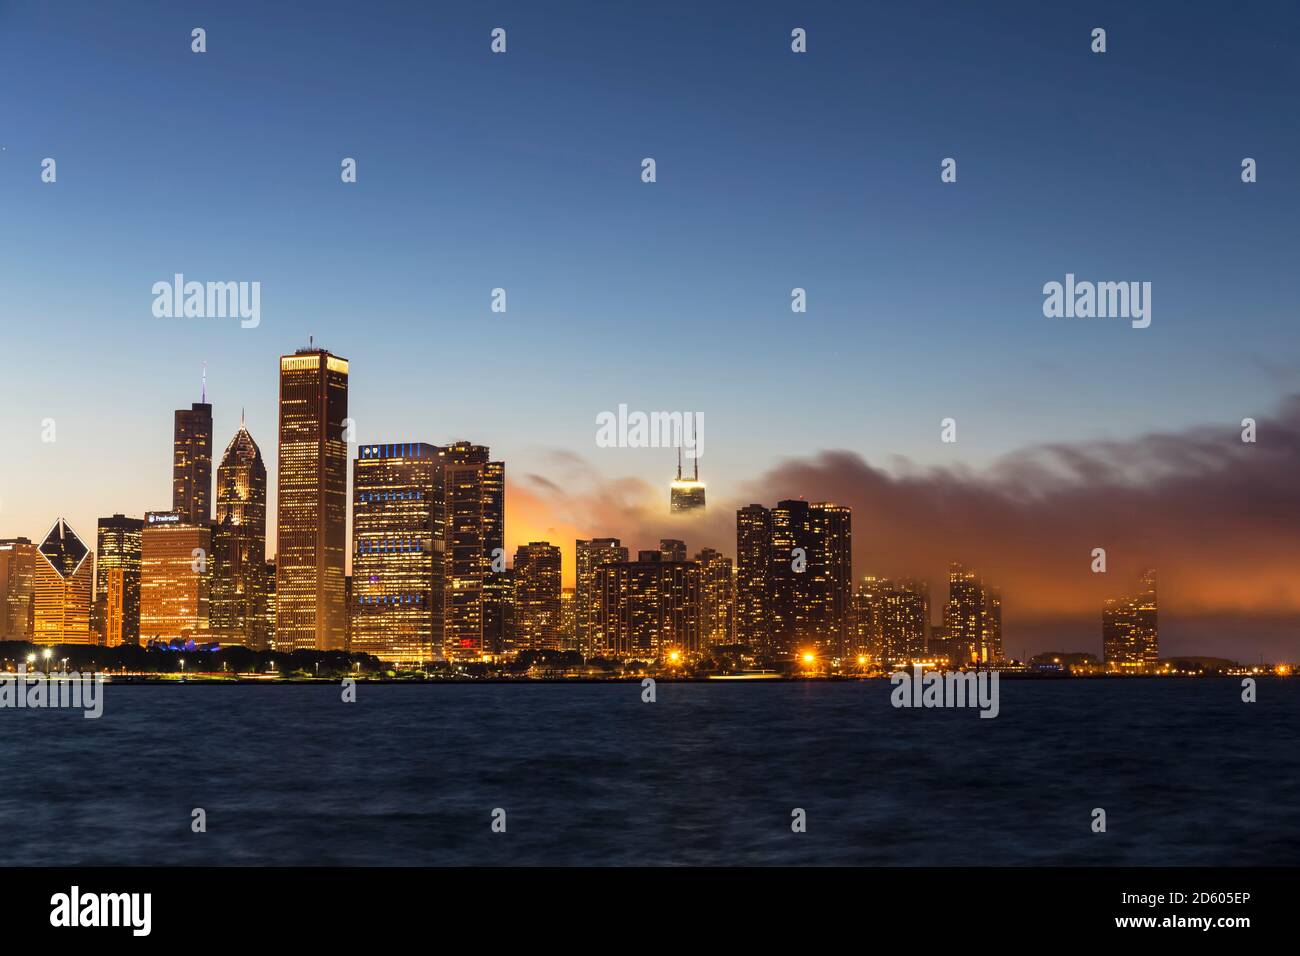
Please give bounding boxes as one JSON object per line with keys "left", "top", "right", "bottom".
{"left": 670, "top": 447, "right": 706, "bottom": 514}
{"left": 172, "top": 368, "right": 213, "bottom": 525}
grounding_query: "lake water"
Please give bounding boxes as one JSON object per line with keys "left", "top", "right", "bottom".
{"left": 1, "top": 679, "right": 1295, "bottom": 866}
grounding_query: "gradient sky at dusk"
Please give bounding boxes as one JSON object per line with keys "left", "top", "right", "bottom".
{"left": 2, "top": 1, "right": 1298, "bottom": 657}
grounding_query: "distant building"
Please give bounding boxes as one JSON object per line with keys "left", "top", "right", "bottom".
{"left": 351, "top": 442, "right": 439, "bottom": 663}
{"left": 103, "top": 568, "right": 127, "bottom": 647}
{"left": 695, "top": 547, "right": 735, "bottom": 649}
{"left": 576, "top": 538, "right": 627, "bottom": 657}
{"left": 880, "top": 578, "right": 930, "bottom": 666}
{"left": 1103, "top": 569, "right": 1158, "bottom": 672}
{"left": 944, "top": 563, "right": 1002, "bottom": 664}
{"left": 0, "top": 537, "right": 37, "bottom": 641}
{"left": 659, "top": 538, "right": 687, "bottom": 563}
{"left": 173, "top": 401, "right": 213, "bottom": 525}
{"left": 276, "top": 348, "right": 349, "bottom": 651}
{"left": 513, "top": 542, "right": 562, "bottom": 651}
{"left": 263, "top": 559, "right": 277, "bottom": 648}
{"left": 670, "top": 449, "right": 706, "bottom": 514}
{"left": 139, "top": 511, "right": 210, "bottom": 644}
{"left": 94, "top": 515, "right": 143, "bottom": 645}
{"left": 596, "top": 551, "right": 701, "bottom": 659}
{"left": 32, "top": 519, "right": 95, "bottom": 645}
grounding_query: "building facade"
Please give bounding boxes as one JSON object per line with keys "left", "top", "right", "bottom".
{"left": 32, "top": 519, "right": 95, "bottom": 645}
{"left": 513, "top": 542, "right": 562, "bottom": 651}
{"left": 1103, "top": 568, "right": 1158, "bottom": 671}
{"left": 595, "top": 551, "right": 701, "bottom": 659}
{"left": 173, "top": 401, "right": 213, "bottom": 525}
{"left": 276, "top": 348, "right": 349, "bottom": 651}
{"left": 0, "top": 537, "right": 36, "bottom": 641}
{"left": 437, "top": 442, "right": 505, "bottom": 661}
{"left": 94, "top": 515, "right": 143, "bottom": 645}
{"left": 576, "top": 538, "right": 627, "bottom": 657}
{"left": 351, "top": 442, "right": 439, "bottom": 662}
{"left": 211, "top": 422, "right": 268, "bottom": 648}
{"left": 139, "top": 511, "right": 211, "bottom": 644}
{"left": 943, "top": 562, "right": 1003, "bottom": 665}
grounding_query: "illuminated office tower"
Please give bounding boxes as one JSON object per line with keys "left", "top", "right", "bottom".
{"left": 659, "top": 538, "right": 687, "bottom": 563}
{"left": 670, "top": 448, "right": 706, "bottom": 514}
{"left": 437, "top": 442, "right": 505, "bottom": 661}
{"left": 735, "top": 504, "right": 772, "bottom": 651}
{"left": 513, "top": 542, "right": 562, "bottom": 651}
{"left": 173, "top": 400, "right": 213, "bottom": 524}
{"left": 94, "top": 514, "right": 143, "bottom": 645}
{"left": 1103, "top": 569, "right": 1158, "bottom": 672}
{"left": 879, "top": 578, "right": 929, "bottom": 666}
{"left": 595, "top": 551, "right": 701, "bottom": 659}
{"left": 351, "top": 442, "right": 439, "bottom": 663}
{"left": 211, "top": 420, "right": 267, "bottom": 648}
{"left": 32, "top": 519, "right": 95, "bottom": 645}
{"left": 103, "top": 568, "right": 126, "bottom": 646}
{"left": 575, "top": 537, "right": 627, "bottom": 656}
{"left": 943, "top": 563, "right": 1002, "bottom": 664}
{"left": 695, "top": 547, "right": 735, "bottom": 648}
{"left": 276, "top": 347, "right": 349, "bottom": 651}
{"left": 0, "top": 537, "right": 37, "bottom": 640}
{"left": 139, "top": 511, "right": 211, "bottom": 644}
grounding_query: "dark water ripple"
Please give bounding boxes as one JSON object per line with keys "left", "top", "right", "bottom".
{"left": 0, "top": 679, "right": 1296, "bottom": 866}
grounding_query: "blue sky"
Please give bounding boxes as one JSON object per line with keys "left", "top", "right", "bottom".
{"left": 1, "top": 0, "right": 1298, "bottom": 550}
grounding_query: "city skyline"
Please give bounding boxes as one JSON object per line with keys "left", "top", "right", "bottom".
{"left": 1, "top": 339, "right": 1297, "bottom": 662}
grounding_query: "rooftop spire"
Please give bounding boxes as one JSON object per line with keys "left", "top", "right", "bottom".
{"left": 201, "top": 361, "right": 207, "bottom": 403}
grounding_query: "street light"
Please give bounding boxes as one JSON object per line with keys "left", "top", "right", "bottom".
{"left": 42, "top": 649, "right": 52, "bottom": 674}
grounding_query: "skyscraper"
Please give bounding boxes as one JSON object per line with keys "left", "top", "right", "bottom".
{"left": 879, "top": 578, "right": 930, "bottom": 666}
{"left": 513, "top": 542, "right": 562, "bottom": 651}
{"left": 695, "top": 547, "right": 735, "bottom": 649}
{"left": 0, "top": 537, "right": 37, "bottom": 641}
{"left": 276, "top": 347, "right": 349, "bottom": 651}
{"left": 351, "top": 442, "right": 439, "bottom": 662}
{"left": 943, "top": 562, "right": 1003, "bottom": 665}
{"left": 211, "top": 420, "right": 268, "bottom": 648}
{"left": 139, "top": 511, "right": 211, "bottom": 644}
{"left": 595, "top": 550, "right": 701, "bottom": 659}
{"left": 94, "top": 514, "right": 143, "bottom": 645}
{"left": 735, "top": 500, "right": 852, "bottom": 661}
{"left": 173, "top": 400, "right": 213, "bottom": 525}
{"left": 575, "top": 537, "right": 628, "bottom": 657}
{"left": 735, "top": 504, "right": 773, "bottom": 650}
{"left": 670, "top": 447, "right": 706, "bottom": 514}
{"left": 437, "top": 441, "right": 505, "bottom": 661}
{"left": 1103, "top": 568, "right": 1158, "bottom": 672}
{"left": 32, "top": 519, "right": 95, "bottom": 645}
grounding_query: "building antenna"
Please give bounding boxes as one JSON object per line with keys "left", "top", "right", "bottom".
{"left": 201, "top": 362, "right": 207, "bottom": 403}
{"left": 693, "top": 449, "right": 699, "bottom": 482}
{"left": 676, "top": 445, "right": 682, "bottom": 481}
